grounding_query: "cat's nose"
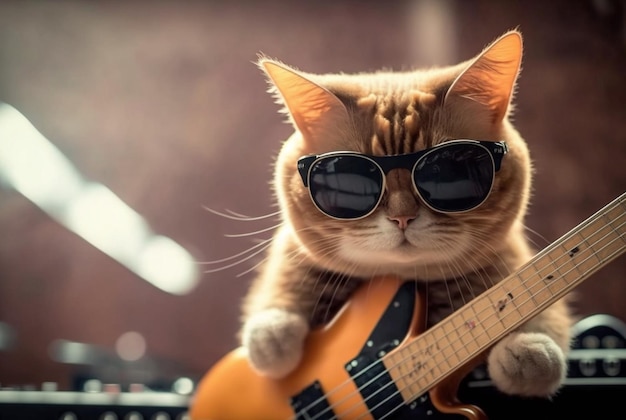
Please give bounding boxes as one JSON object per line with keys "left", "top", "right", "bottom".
{"left": 388, "top": 215, "right": 415, "bottom": 230}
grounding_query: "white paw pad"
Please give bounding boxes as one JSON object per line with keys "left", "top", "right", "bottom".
{"left": 241, "top": 308, "right": 309, "bottom": 378}
{"left": 487, "top": 332, "right": 567, "bottom": 397}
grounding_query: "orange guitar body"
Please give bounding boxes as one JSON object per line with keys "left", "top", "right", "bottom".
{"left": 190, "top": 276, "right": 486, "bottom": 420}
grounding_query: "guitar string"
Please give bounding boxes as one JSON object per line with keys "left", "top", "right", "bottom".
{"left": 296, "top": 199, "right": 624, "bottom": 420}
{"left": 350, "top": 217, "right": 626, "bottom": 420}
{"left": 300, "top": 202, "right": 624, "bottom": 420}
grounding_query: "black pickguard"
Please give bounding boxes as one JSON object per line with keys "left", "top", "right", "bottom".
{"left": 291, "top": 282, "right": 464, "bottom": 420}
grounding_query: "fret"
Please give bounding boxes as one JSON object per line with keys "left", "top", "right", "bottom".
{"left": 599, "top": 206, "right": 625, "bottom": 255}
{"left": 532, "top": 246, "right": 561, "bottom": 283}
{"left": 453, "top": 315, "right": 478, "bottom": 355}
{"left": 465, "top": 335, "right": 479, "bottom": 355}
{"left": 575, "top": 228, "right": 605, "bottom": 273}
{"left": 425, "top": 366, "right": 436, "bottom": 383}
{"left": 544, "top": 267, "right": 569, "bottom": 297}
{"left": 524, "top": 261, "right": 554, "bottom": 306}
{"left": 430, "top": 325, "right": 447, "bottom": 349}
{"left": 441, "top": 351, "right": 453, "bottom": 371}
{"left": 558, "top": 235, "right": 585, "bottom": 278}
{"left": 508, "top": 275, "right": 536, "bottom": 318}
{"left": 422, "top": 330, "right": 437, "bottom": 353}
{"left": 430, "top": 362, "right": 442, "bottom": 379}
{"left": 399, "top": 345, "right": 413, "bottom": 369}
{"left": 442, "top": 319, "right": 457, "bottom": 337}
{"left": 579, "top": 222, "right": 606, "bottom": 265}
{"left": 486, "top": 288, "right": 517, "bottom": 331}
{"left": 389, "top": 356, "right": 413, "bottom": 402}
{"left": 466, "top": 303, "right": 490, "bottom": 348}
{"left": 384, "top": 349, "right": 416, "bottom": 402}
{"left": 517, "top": 266, "right": 539, "bottom": 306}
{"left": 440, "top": 334, "right": 459, "bottom": 365}
{"left": 470, "top": 294, "right": 492, "bottom": 317}
{"left": 468, "top": 294, "right": 498, "bottom": 340}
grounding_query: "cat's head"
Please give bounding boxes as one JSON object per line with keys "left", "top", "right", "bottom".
{"left": 260, "top": 30, "right": 531, "bottom": 279}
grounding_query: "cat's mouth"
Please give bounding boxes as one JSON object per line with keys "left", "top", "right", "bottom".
{"left": 396, "top": 237, "right": 413, "bottom": 248}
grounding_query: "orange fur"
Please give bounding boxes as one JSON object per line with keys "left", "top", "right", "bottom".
{"left": 243, "top": 30, "right": 572, "bottom": 398}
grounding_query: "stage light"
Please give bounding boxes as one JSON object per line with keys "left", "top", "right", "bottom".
{"left": 0, "top": 102, "right": 199, "bottom": 295}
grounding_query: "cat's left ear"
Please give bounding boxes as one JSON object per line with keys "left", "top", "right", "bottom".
{"left": 258, "top": 57, "right": 351, "bottom": 143}
{"left": 444, "top": 30, "right": 523, "bottom": 124}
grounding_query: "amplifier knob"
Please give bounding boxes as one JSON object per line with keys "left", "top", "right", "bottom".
{"left": 125, "top": 411, "right": 143, "bottom": 420}
{"left": 100, "top": 412, "right": 118, "bottom": 420}
{"left": 579, "top": 359, "right": 597, "bottom": 377}
{"left": 603, "top": 358, "right": 621, "bottom": 376}
{"left": 152, "top": 412, "right": 170, "bottom": 420}
{"left": 582, "top": 335, "right": 600, "bottom": 349}
{"left": 84, "top": 379, "right": 103, "bottom": 393}
{"left": 59, "top": 413, "right": 77, "bottom": 420}
{"left": 602, "top": 335, "right": 622, "bottom": 349}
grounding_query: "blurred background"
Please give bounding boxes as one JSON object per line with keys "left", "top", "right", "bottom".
{"left": 0, "top": 0, "right": 624, "bottom": 400}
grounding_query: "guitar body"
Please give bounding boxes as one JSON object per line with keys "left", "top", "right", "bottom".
{"left": 190, "top": 194, "right": 626, "bottom": 419}
{"left": 190, "top": 276, "right": 486, "bottom": 420}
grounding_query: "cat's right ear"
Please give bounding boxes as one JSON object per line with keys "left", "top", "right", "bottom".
{"left": 444, "top": 30, "right": 523, "bottom": 125}
{"left": 258, "top": 57, "right": 351, "bottom": 143}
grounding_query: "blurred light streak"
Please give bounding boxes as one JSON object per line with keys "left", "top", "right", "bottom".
{"left": 0, "top": 102, "right": 199, "bottom": 295}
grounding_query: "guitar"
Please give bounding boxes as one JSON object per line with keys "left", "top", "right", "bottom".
{"left": 189, "top": 192, "right": 625, "bottom": 420}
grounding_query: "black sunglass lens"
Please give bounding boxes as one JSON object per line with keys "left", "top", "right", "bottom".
{"left": 308, "top": 156, "right": 383, "bottom": 219}
{"left": 414, "top": 144, "right": 494, "bottom": 212}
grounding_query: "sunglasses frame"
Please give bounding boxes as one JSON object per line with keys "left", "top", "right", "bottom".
{"left": 297, "top": 139, "right": 508, "bottom": 220}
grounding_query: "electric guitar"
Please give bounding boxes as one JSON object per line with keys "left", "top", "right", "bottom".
{"left": 190, "top": 192, "right": 625, "bottom": 420}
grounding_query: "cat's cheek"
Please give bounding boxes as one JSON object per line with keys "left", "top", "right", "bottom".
{"left": 241, "top": 309, "right": 309, "bottom": 379}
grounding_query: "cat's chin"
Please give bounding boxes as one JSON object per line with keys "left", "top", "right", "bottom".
{"left": 338, "top": 239, "right": 459, "bottom": 268}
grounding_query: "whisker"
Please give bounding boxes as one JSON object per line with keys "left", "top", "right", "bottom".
{"left": 224, "top": 222, "right": 283, "bottom": 238}
{"left": 203, "top": 206, "right": 282, "bottom": 221}
{"left": 236, "top": 256, "right": 267, "bottom": 278}
{"left": 203, "top": 240, "right": 272, "bottom": 273}
{"left": 198, "top": 237, "right": 274, "bottom": 264}
{"left": 466, "top": 229, "right": 516, "bottom": 284}
{"left": 523, "top": 223, "right": 550, "bottom": 250}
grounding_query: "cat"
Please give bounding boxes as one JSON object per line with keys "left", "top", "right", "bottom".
{"left": 239, "top": 30, "right": 572, "bottom": 399}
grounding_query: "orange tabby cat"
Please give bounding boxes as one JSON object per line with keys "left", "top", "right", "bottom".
{"left": 241, "top": 30, "right": 571, "bottom": 398}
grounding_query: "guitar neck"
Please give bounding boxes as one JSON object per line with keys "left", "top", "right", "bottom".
{"left": 383, "top": 192, "right": 626, "bottom": 403}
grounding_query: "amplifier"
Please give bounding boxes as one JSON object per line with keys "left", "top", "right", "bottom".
{"left": 457, "top": 313, "right": 626, "bottom": 420}
{"left": 0, "top": 385, "right": 190, "bottom": 420}
{"left": 1, "top": 314, "right": 624, "bottom": 419}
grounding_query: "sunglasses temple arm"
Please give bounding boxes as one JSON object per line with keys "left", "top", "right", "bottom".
{"left": 492, "top": 142, "right": 508, "bottom": 171}
{"left": 297, "top": 157, "right": 315, "bottom": 187}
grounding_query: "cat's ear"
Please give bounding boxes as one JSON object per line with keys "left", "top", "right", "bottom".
{"left": 258, "top": 57, "right": 351, "bottom": 142}
{"left": 444, "top": 30, "right": 523, "bottom": 124}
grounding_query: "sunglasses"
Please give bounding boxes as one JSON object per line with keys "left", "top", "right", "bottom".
{"left": 297, "top": 140, "right": 508, "bottom": 220}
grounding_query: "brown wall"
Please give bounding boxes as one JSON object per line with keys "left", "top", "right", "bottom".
{"left": 0, "top": 0, "right": 624, "bottom": 390}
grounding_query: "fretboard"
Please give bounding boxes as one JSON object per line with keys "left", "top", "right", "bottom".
{"left": 383, "top": 192, "right": 626, "bottom": 403}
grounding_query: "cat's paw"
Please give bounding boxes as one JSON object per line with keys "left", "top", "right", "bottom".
{"left": 487, "top": 331, "right": 567, "bottom": 397}
{"left": 241, "top": 308, "right": 309, "bottom": 379}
